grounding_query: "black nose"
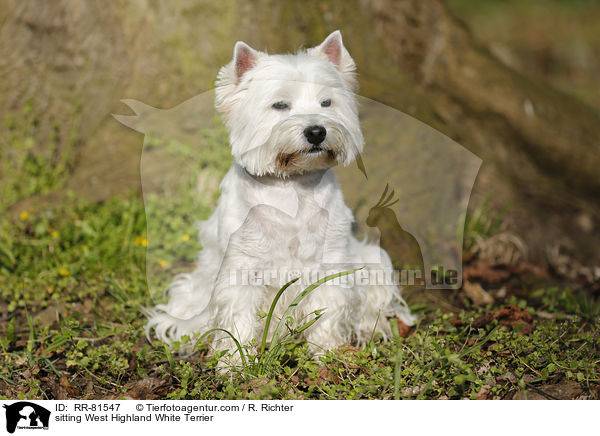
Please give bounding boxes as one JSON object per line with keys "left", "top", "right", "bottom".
{"left": 303, "top": 125, "right": 327, "bottom": 145}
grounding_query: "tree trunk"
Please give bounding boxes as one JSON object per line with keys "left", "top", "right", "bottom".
{"left": 365, "top": 0, "right": 600, "bottom": 266}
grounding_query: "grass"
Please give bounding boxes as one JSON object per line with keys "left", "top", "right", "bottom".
{"left": 1, "top": 181, "right": 598, "bottom": 399}
{"left": 0, "top": 99, "right": 76, "bottom": 213}
{"left": 192, "top": 270, "right": 356, "bottom": 380}
{"left": 0, "top": 108, "right": 598, "bottom": 400}
{"left": 462, "top": 198, "right": 508, "bottom": 252}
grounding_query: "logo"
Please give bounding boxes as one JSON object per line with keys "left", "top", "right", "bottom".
{"left": 3, "top": 402, "right": 50, "bottom": 434}
{"left": 115, "top": 93, "right": 481, "bottom": 296}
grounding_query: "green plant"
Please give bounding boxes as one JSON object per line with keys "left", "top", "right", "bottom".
{"left": 193, "top": 269, "right": 361, "bottom": 379}
{"left": 463, "top": 198, "right": 508, "bottom": 251}
{"left": 1, "top": 106, "right": 597, "bottom": 400}
{"left": 0, "top": 100, "right": 77, "bottom": 211}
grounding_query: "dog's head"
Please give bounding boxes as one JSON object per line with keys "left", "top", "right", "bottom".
{"left": 215, "top": 30, "right": 364, "bottom": 177}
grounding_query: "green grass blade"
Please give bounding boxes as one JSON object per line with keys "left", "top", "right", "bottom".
{"left": 25, "top": 309, "right": 35, "bottom": 358}
{"left": 260, "top": 277, "right": 300, "bottom": 355}
{"left": 41, "top": 356, "right": 61, "bottom": 377}
{"left": 43, "top": 336, "right": 69, "bottom": 356}
{"left": 163, "top": 343, "right": 175, "bottom": 370}
{"left": 198, "top": 328, "right": 248, "bottom": 374}
{"left": 393, "top": 346, "right": 404, "bottom": 400}
{"left": 0, "top": 240, "right": 15, "bottom": 265}
{"left": 294, "top": 310, "right": 325, "bottom": 335}
{"left": 269, "top": 268, "right": 362, "bottom": 353}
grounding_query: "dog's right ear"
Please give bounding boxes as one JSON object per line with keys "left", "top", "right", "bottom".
{"left": 215, "top": 41, "right": 263, "bottom": 118}
{"left": 216, "top": 41, "right": 261, "bottom": 88}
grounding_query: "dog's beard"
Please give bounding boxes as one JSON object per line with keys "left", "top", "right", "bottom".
{"left": 275, "top": 148, "right": 337, "bottom": 173}
{"left": 239, "top": 115, "right": 360, "bottom": 177}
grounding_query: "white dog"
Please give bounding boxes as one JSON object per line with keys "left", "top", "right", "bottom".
{"left": 146, "top": 31, "right": 415, "bottom": 356}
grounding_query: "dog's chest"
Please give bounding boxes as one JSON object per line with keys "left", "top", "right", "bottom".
{"left": 230, "top": 167, "right": 345, "bottom": 263}
{"left": 284, "top": 192, "right": 329, "bottom": 261}
{"left": 248, "top": 180, "right": 332, "bottom": 262}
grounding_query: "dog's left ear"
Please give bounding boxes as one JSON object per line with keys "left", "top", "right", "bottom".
{"left": 308, "top": 30, "right": 357, "bottom": 90}
{"left": 232, "top": 41, "right": 259, "bottom": 82}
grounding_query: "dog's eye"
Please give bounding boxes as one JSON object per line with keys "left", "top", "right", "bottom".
{"left": 272, "top": 101, "right": 289, "bottom": 110}
{"left": 320, "top": 99, "right": 332, "bottom": 107}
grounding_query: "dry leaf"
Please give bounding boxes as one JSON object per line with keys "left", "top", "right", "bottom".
{"left": 463, "top": 281, "right": 495, "bottom": 306}
{"left": 463, "top": 259, "right": 511, "bottom": 283}
{"left": 395, "top": 317, "right": 412, "bottom": 338}
{"left": 473, "top": 305, "right": 534, "bottom": 334}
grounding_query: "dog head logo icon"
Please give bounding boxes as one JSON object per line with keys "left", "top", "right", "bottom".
{"left": 3, "top": 402, "right": 50, "bottom": 433}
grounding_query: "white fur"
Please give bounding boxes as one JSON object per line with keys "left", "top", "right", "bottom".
{"left": 146, "top": 31, "right": 415, "bottom": 357}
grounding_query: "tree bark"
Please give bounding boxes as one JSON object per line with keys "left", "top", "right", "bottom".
{"left": 364, "top": 0, "right": 600, "bottom": 264}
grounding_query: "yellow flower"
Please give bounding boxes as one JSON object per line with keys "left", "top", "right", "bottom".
{"left": 157, "top": 259, "right": 168, "bottom": 268}
{"left": 58, "top": 268, "right": 70, "bottom": 276}
{"left": 181, "top": 234, "right": 190, "bottom": 242}
{"left": 20, "top": 211, "right": 29, "bottom": 220}
{"left": 51, "top": 230, "right": 59, "bottom": 239}
{"left": 134, "top": 236, "right": 148, "bottom": 247}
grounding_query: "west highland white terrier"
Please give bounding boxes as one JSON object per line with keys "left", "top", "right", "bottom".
{"left": 146, "top": 30, "right": 415, "bottom": 357}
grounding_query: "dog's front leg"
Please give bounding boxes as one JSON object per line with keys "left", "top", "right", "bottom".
{"left": 207, "top": 238, "right": 269, "bottom": 364}
{"left": 205, "top": 276, "right": 267, "bottom": 371}
{"left": 302, "top": 283, "right": 355, "bottom": 353}
{"left": 211, "top": 279, "right": 265, "bottom": 346}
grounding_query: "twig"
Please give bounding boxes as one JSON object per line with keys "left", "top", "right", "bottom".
{"left": 424, "top": 293, "right": 462, "bottom": 313}
{"left": 524, "top": 383, "right": 560, "bottom": 400}
{"left": 549, "top": 326, "right": 570, "bottom": 347}
{"left": 83, "top": 367, "right": 122, "bottom": 388}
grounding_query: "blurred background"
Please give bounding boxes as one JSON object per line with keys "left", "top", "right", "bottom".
{"left": 2, "top": 0, "right": 599, "bottom": 276}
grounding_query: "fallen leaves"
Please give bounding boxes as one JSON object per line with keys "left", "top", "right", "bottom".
{"left": 463, "top": 259, "right": 511, "bottom": 284}
{"left": 60, "top": 376, "right": 79, "bottom": 397}
{"left": 463, "top": 281, "right": 495, "bottom": 306}
{"left": 512, "top": 380, "right": 583, "bottom": 400}
{"left": 475, "top": 384, "right": 493, "bottom": 400}
{"left": 39, "top": 375, "right": 79, "bottom": 400}
{"left": 395, "top": 317, "right": 413, "bottom": 338}
{"left": 463, "top": 259, "right": 549, "bottom": 284}
{"left": 473, "top": 305, "right": 534, "bottom": 334}
{"left": 123, "top": 377, "right": 169, "bottom": 400}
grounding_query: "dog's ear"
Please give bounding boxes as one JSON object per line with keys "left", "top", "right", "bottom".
{"left": 232, "top": 41, "right": 259, "bottom": 82}
{"left": 217, "top": 41, "right": 260, "bottom": 87}
{"left": 215, "top": 41, "right": 263, "bottom": 118}
{"left": 308, "top": 30, "right": 357, "bottom": 90}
